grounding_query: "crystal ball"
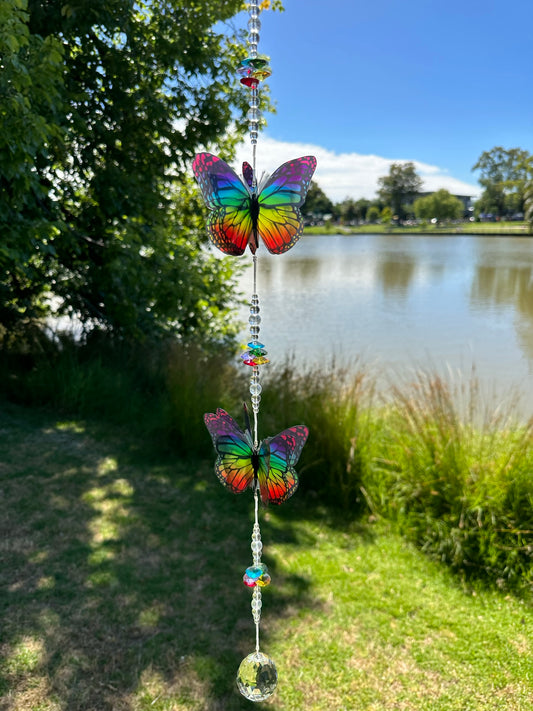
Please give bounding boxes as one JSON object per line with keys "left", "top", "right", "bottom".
{"left": 236, "top": 651, "right": 278, "bottom": 702}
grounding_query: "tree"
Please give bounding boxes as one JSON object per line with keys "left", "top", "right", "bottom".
{"left": 301, "top": 181, "right": 334, "bottom": 219}
{"left": 472, "top": 147, "right": 533, "bottom": 218}
{"left": 377, "top": 162, "right": 423, "bottom": 221}
{"left": 337, "top": 198, "right": 371, "bottom": 224}
{"left": 413, "top": 190, "right": 464, "bottom": 223}
{"left": 0, "top": 0, "right": 65, "bottom": 331}
{"left": 1, "top": 0, "right": 259, "bottom": 342}
{"left": 380, "top": 206, "right": 393, "bottom": 224}
{"left": 366, "top": 206, "right": 380, "bottom": 223}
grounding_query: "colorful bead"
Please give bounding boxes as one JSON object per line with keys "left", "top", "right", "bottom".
{"left": 243, "top": 563, "right": 271, "bottom": 588}
{"left": 241, "top": 55, "right": 270, "bottom": 69}
{"left": 241, "top": 77, "right": 259, "bottom": 88}
{"left": 252, "top": 68, "right": 271, "bottom": 81}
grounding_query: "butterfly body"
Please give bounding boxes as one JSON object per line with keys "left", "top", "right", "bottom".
{"left": 192, "top": 153, "right": 317, "bottom": 255}
{"left": 204, "top": 407, "right": 308, "bottom": 505}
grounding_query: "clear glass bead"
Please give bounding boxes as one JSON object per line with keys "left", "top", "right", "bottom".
{"left": 248, "top": 17, "right": 261, "bottom": 32}
{"left": 249, "top": 326, "right": 260, "bottom": 336}
{"left": 250, "top": 382, "right": 262, "bottom": 396}
{"left": 249, "top": 304, "right": 260, "bottom": 314}
{"left": 237, "top": 652, "right": 278, "bottom": 702}
{"left": 251, "top": 591, "right": 262, "bottom": 611}
{"left": 251, "top": 540, "right": 263, "bottom": 554}
{"left": 247, "top": 108, "right": 261, "bottom": 122}
{"left": 248, "top": 314, "right": 261, "bottom": 326}
{"left": 249, "top": 30, "right": 260, "bottom": 44}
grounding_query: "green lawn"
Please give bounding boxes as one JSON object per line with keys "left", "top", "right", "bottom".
{"left": 305, "top": 222, "right": 532, "bottom": 236}
{"left": 1, "top": 403, "right": 532, "bottom": 710}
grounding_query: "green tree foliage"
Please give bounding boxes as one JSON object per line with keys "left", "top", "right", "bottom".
{"left": 472, "top": 146, "right": 533, "bottom": 218}
{"left": 366, "top": 205, "right": 380, "bottom": 223}
{"left": 413, "top": 190, "right": 464, "bottom": 223}
{"left": 0, "top": 0, "right": 65, "bottom": 330}
{"left": 301, "top": 180, "right": 334, "bottom": 219}
{"left": 337, "top": 198, "right": 371, "bottom": 224}
{"left": 1, "top": 0, "right": 256, "bottom": 342}
{"left": 380, "top": 206, "right": 393, "bottom": 224}
{"left": 377, "top": 162, "right": 423, "bottom": 221}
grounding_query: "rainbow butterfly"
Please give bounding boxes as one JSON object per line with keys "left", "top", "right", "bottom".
{"left": 204, "top": 406, "right": 308, "bottom": 505}
{"left": 192, "top": 153, "right": 317, "bottom": 255}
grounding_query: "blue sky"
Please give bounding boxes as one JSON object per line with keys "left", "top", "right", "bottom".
{"left": 234, "top": 0, "right": 533, "bottom": 202}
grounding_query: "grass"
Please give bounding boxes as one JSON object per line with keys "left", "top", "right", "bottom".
{"left": 304, "top": 222, "right": 532, "bottom": 236}
{"left": 1, "top": 403, "right": 532, "bottom": 710}
{"left": 1, "top": 336, "right": 532, "bottom": 590}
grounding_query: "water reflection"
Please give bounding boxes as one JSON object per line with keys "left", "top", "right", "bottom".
{"left": 375, "top": 256, "right": 416, "bottom": 298}
{"left": 238, "top": 234, "right": 533, "bottom": 410}
{"left": 471, "top": 266, "right": 533, "bottom": 320}
{"left": 471, "top": 264, "right": 533, "bottom": 362}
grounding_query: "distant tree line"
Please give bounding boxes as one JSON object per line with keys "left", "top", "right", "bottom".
{"left": 302, "top": 147, "right": 533, "bottom": 227}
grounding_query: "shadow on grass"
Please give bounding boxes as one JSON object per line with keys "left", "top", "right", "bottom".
{"left": 0, "top": 403, "right": 339, "bottom": 710}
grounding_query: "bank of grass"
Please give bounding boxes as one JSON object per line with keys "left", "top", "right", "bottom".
{"left": 1, "top": 337, "right": 532, "bottom": 592}
{"left": 305, "top": 221, "right": 532, "bottom": 235}
{"left": 1, "top": 403, "right": 532, "bottom": 710}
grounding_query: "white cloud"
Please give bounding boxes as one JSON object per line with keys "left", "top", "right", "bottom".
{"left": 235, "top": 136, "right": 481, "bottom": 203}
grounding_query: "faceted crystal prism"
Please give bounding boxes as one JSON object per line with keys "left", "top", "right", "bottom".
{"left": 236, "top": 651, "right": 278, "bottom": 702}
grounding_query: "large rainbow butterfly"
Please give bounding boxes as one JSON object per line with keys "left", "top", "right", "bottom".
{"left": 204, "top": 406, "right": 308, "bottom": 505}
{"left": 192, "top": 153, "right": 317, "bottom": 255}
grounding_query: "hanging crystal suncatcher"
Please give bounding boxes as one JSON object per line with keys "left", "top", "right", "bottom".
{"left": 194, "top": 0, "right": 316, "bottom": 701}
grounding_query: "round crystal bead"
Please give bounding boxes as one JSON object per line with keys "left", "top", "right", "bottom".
{"left": 237, "top": 652, "right": 278, "bottom": 702}
{"left": 250, "top": 382, "right": 262, "bottom": 396}
{"left": 247, "top": 108, "right": 261, "bottom": 122}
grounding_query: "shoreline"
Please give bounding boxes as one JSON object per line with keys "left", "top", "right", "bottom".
{"left": 304, "top": 224, "right": 533, "bottom": 237}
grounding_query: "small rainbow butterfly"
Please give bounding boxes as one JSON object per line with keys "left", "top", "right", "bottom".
{"left": 192, "top": 153, "right": 317, "bottom": 255}
{"left": 204, "top": 406, "right": 308, "bottom": 505}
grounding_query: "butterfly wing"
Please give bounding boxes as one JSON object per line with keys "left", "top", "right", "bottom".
{"left": 242, "top": 161, "right": 254, "bottom": 189}
{"left": 257, "top": 425, "right": 309, "bottom": 504}
{"left": 204, "top": 408, "right": 255, "bottom": 494}
{"left": 192, "top": 153, "right": 253, "bottom": 256}
{"left": 256, "top": 156, "right": 317, "bottom": 254}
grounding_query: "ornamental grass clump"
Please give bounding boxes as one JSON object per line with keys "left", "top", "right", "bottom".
{"left": 371, "top": 372, "right": 533, "bottom": 588}
{"left": 262, "top": 358, "right": 376, "bottom": 511}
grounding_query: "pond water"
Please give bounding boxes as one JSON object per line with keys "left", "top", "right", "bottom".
{"left": 236, "top": 233, "right": 533, "bottom": 420}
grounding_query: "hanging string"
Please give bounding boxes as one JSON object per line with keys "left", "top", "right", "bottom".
{"left": 235, "top": 2, "right": 279, "bottom": 702}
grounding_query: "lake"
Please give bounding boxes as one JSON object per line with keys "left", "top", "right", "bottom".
{"left": 236, "top": 233, "right": 533, "bottom": 420}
